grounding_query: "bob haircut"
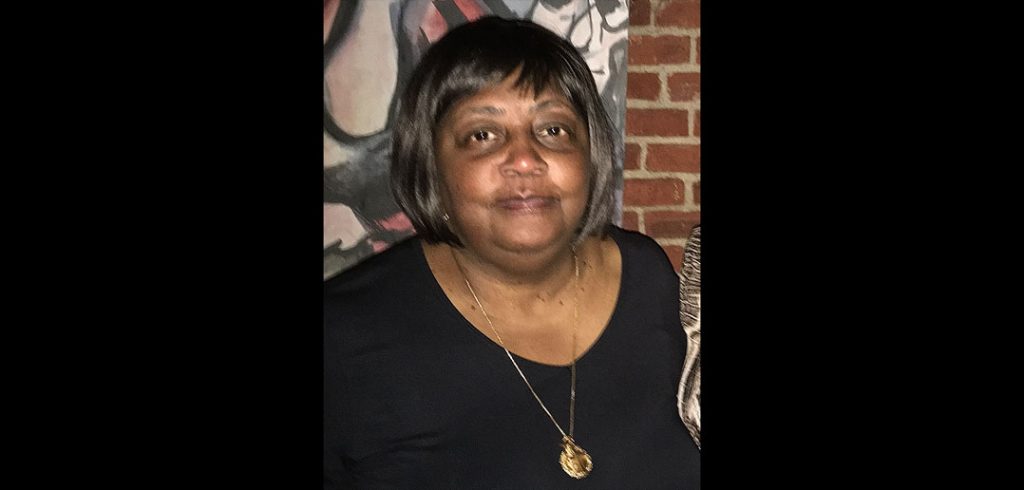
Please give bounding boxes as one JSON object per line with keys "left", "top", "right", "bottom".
{"left": 391, "top": 16, "right": 618, "bottom": 247}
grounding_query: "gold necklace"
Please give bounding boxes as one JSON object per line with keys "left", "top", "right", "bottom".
{"left": 451, "top": 247, "right": 593, "bottom": 479}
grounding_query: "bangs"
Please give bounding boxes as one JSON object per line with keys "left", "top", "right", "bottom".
{"left": 432, "top": 54, "right": 584, "bottom": 126}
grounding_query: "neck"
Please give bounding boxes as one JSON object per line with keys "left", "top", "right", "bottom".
{"left": 449, "top": 242, "right": 579, "bottom": 300}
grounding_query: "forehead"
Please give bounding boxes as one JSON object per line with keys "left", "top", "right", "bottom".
{"left": 446, "top": 75, "right": 577, "bottom": 119}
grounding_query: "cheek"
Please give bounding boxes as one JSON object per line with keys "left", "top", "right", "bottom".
{"left": 439, "top": 162, "right": 494, "bottom": 208}
{"left": 450, "top": 172, "right": 489, "bottom": 198}
{"left": 553, "top": 158, "right": 590, "bottom": 198}
{"left": 436, "top": 150, "right": 471, "bottom": 197}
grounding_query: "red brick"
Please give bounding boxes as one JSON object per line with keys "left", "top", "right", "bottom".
{"left": 694, "top": 110, "right": 700, "bottom": 137}
{"left": 693, "top": 181, "right": 700, "bottom": 204}
{"left": 629, "top": 35, "right": 690, "bottom": 65}
{"left": 668, "top": 72, "right": 700, "bottom": 101}
{"left": 626, "top": 109, "right": 689, "bottom": 136}
{"left": 624, "top": 143, "right": 641, "bottom": 170}
{"left": 662, "top": 244, "right": 685, "bottom": 272}
{"left": 627, "top": 72, "right": 660, "bottom": 101}
{"left": 621, "top": 210, "right": 639, "bottom": 231}
{"left": 623, "top": 178, "right": 686, "bottom": 206}
{"left": 696, "top": 36, "right": 700, "bottom": 64}
{"left": 629, "top": 0, "right": 651, "bottom": 26}
{"left": 646, "top": 144, "right": 700, "bottom": 172}
{"left": 656, "top": 0, "right": 700, "bottom": 28}
{"left": 646, "top": 210, "right": 701, "bottom": 238}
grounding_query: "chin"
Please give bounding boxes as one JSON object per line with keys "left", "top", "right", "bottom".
{"left": 495, "top": 227, "right": 572, "bottom": 254}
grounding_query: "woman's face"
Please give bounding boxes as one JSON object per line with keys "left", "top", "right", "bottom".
{"left": 434, "top": 74, "right": 590, "bottom": 257}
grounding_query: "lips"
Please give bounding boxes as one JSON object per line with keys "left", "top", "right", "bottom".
{"left": 495, "top": 195, "right": 558, "bottom": 211}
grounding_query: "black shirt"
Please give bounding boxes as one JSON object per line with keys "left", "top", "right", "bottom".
{"left": 324, "top": 226, "right": 700, "bottom": 488}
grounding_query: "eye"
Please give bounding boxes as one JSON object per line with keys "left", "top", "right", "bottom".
{"left": 538, "top": 125, "right": 575, "bottom": 146}
{"left": 471, "top": 130, "right": 494, "bottom": 142}
{"left": 455, "top": 127, "right": 503, "bottom": 149}
{"left": 535, "top": 124, "right": 578, "bottom": 151}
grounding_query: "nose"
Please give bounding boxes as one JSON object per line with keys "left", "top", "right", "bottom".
{"left": 501, "top": 137, "right": 547, "bottom": 177}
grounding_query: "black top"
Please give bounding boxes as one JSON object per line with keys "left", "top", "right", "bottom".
{"left": 324, "top": 226, "right": 700, "bottom": 489}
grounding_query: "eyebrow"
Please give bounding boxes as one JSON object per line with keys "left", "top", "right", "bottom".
{"left": 463, "top": 106, "right": 504, "bottom": 116}
{"left": 454, "top": 97, "right": 581, "bottom": 123}
{"left": 454, "top": 99, "right": 575, "bottom": 119}
{"left": 532, "top": 99, "right": 573, "bottom": 113}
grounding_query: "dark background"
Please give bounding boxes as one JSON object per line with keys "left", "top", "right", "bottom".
{"left": 33, "top": 2, "right": 999, "bottom": 487}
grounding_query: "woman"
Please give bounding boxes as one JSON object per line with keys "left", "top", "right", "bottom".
{"left": 324, "top": 17, "right": 700, "bottom": 488}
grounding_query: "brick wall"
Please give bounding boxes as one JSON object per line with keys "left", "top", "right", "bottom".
{"left": 624, "top": 0, "right": 700, "bottom": 271}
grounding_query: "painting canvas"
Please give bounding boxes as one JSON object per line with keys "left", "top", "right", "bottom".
{"left": 324, "top": 0, "right": 629, "bottom": 279}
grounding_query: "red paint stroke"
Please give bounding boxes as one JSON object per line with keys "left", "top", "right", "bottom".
{"left": 376, "top": 211, "right": 414, "bottom": 231}
{"left": 421, "top": 2, "right": 448, "bottom": 43}
{"left": 453, "top": 0, "right": 486, "bottom": 21}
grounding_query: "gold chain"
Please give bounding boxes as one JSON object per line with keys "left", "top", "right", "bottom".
{"left": 451, "top": 247, "right": 580, "bottom": 439}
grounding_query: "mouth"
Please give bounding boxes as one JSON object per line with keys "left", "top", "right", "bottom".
{"left": 494, "top": 195, "right": 559, "bottom": 212}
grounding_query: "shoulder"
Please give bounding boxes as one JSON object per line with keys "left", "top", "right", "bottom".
{"left": 604, "top": 226, "right": 684, "bottom": 344}
{"left": 607, "top": 225, "right": 676, "bottom": 279}
{"left": 323, "top": 236, "right": 425, "bottom": 313}
{"left": 607, "top": 225, "right": 662, "bottom": 250}
{"left": 323, "top": 236, "right": 439, "bottom": 360}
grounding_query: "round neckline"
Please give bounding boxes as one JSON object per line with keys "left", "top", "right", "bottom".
{"left": 419, "top": 230, "right": 627, "bottom": 369}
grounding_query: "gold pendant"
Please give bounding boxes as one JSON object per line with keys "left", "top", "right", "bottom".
{"left": 559, "top": 436, "right": 593, "bottom": 479}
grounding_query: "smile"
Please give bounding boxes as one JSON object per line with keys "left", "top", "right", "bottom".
{"left": 495, "top": 196, "right": 559, "bottom": 212}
